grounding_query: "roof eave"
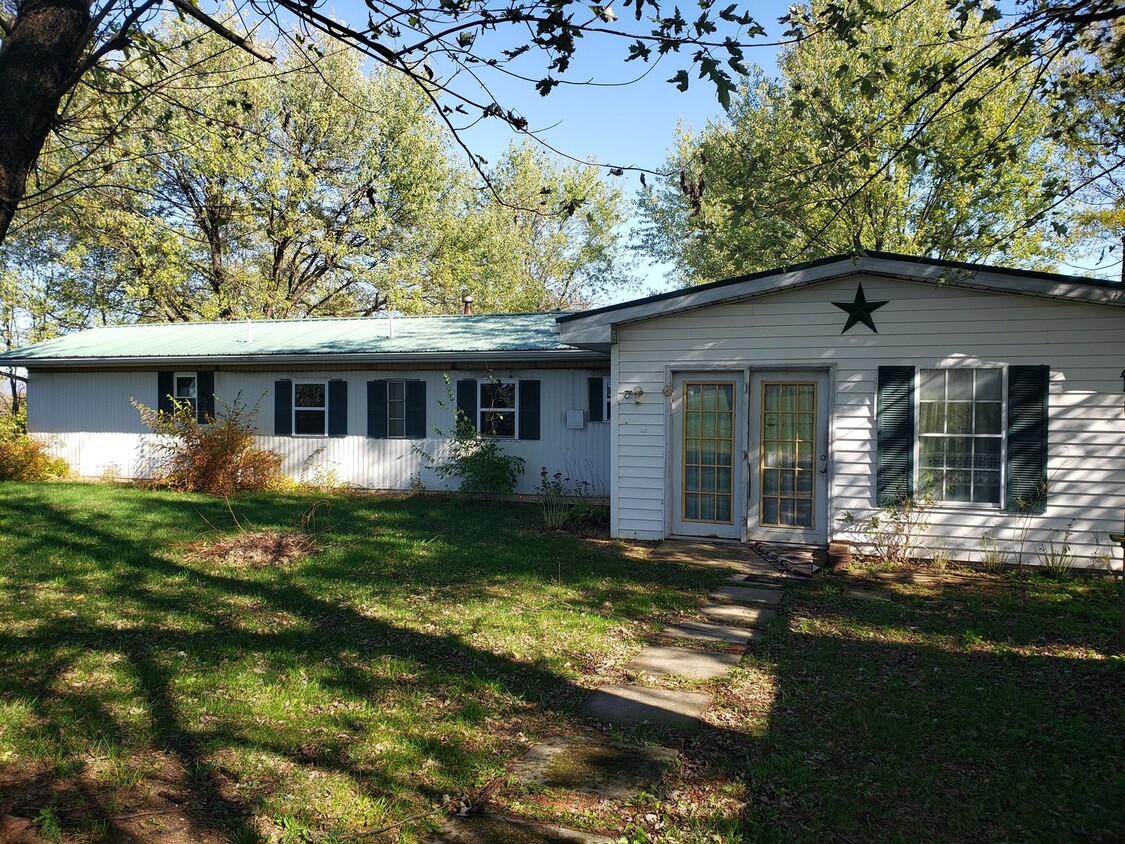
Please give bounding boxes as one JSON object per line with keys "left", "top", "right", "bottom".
{"left": 6, "top": 348, "right": 608, "bottom": 369}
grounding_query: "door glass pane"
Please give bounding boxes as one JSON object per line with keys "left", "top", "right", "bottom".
{"left": 760, "top": 381, "right": 815, "bottom": 528}
{"left": 682, "top": 381, "right": 736, "bottom": 524}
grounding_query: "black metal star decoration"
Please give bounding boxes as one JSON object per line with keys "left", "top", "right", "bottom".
{"left": 832, "top": 283, "right": 888, "bottom": 334}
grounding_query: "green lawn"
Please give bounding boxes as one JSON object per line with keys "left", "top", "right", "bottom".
{"left": 0, "top": 483, "right": 1122, "bottom": 842}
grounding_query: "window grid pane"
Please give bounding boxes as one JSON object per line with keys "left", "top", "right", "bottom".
{"left": 294, "top": 381, "right": 327, "bottom": 435}
{"left": 760, "top": 382, "right": 815, "bottom": 528}
{"left": 174, "top": 374, "right": 197, "bottom": 416}
{"left": 918, "top": 369, "right": 1002, "bottom": 505}
{"left": 387, "top": 380, "right": 407, "bottom": 438}
{"left": 682, "top": 382, "right": 735, "bottom": 524}
{"left": 480, "top": 382, "right": 517, "bottom": 438}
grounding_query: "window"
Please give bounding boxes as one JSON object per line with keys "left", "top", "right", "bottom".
{"left": 918, "top": 369, "right": 1002, "bottom": 504}
{"left": 455, "top": 378, "right": 540, "bottom": 440}
{"left": 367, "top": 379, "right": 425, "bottom": 439}
{"left": 174, "top": 372, "right": 197, "bottom": 417}
{"left": 877, "top": 365, "right": 1047, "bottom": 512}
{"left": 387, "top": 381, "right": 407, "bottom": 437}
{"left": 480, "top": 381, "right": 516, "bottom": 437}
{"left": 588, "top": 376, "right": 611, "bottom": 422}
{"left": 159, "top": 370, "right": 213, "bottom": 423}
{"left": 294, "top": 381, "right": 327, "bottom": 436}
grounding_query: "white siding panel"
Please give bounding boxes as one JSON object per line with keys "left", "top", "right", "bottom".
{"left": 28, "top": 367, "right": 610, "bottom": 495}
{"left": 612, "top": 273, "right": 1125, "bottom": 567}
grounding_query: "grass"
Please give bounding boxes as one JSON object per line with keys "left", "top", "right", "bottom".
{"left": 0, "top": 482, "right": 1122, "bottom": 842}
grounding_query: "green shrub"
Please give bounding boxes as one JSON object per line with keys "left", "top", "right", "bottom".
{"left": 135, "top": 395, "right": 283, "bottom": 496}
{"left": 534, "top": 467, "right": 607, "bottom": 530}
{"left": 537, "top": 468, "right": 571, "bottom": 529}
{"left": 430, "top": 415, "right": 525, "bottom": 501}
{"left": 0, "top": 405, "right": 28, "bottom": 438}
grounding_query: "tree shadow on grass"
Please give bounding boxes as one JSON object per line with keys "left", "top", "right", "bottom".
{"left": 0, "top": 489, "right": 731, "bottom": 841}
{"left": 717, "top": 575, "right": 1125, "bottom": 842}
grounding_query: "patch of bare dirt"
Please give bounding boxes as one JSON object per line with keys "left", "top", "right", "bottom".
{"left": 1, "top": 752, "right": 228, "bottom": 844}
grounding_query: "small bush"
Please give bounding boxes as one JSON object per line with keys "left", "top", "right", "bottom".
{"left": 979, "top": 534, "right": 1010, "bottom": 573}
{"left": 429, "top": 415, "right": 525, "bottom": 501}
{"left": 136, "top": 395, "right": 283, "bottom": 496}
{"left": 839, "top": 493, "right": 934, "bottom": 566}
{"left": 534, "top": 467, "right": 606, "bottom": 530}
{"left": 537, "top": 468, "right": 571, "bottom": 529}
{"left": 0, "top": 436, "right": 70, "bottom": 481}
{"left": 1038, "top": 523, "right": 1076, "bottom": 577}
{"left": 0, "top": 408, "right": 69, "bottom": 481}
{"left": 0, "top": 405, "right": 28, "bottom": 438}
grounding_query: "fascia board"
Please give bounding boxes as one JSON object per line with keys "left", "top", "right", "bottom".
{"left": 7, "top": 349, "right": 608, "bottom": 369}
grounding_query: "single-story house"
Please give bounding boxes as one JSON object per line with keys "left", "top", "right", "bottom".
{"left": 3, "top": 253, "right": 1124, "bottom": 568}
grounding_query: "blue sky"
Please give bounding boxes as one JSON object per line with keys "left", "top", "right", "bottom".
{"left": 327, "top": 1, "right": 793, "bottom": 172}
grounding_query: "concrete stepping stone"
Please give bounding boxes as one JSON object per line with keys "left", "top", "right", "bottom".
{"left": 663, "top": 619, "right": 763, "bottom": 645}
{"left": 579, "top": 685, "right": 711, "bottom": 728}
{"left": 709, "top": 585, "right": 783, "bottom": 606}
{"left": 626, "top": 644, "right": 740, "bottom": 679}
{"left": 727, "top": 572, "right": 787, "bottom": 587}
{"left": 844, "top": 588, "right": 890, "bottom": 601}
{"left": 509, "top": 736, "right": 678, "bottom": 800}
{"left": 425, "top": 814, "right": 613, "bottom": 843}
{"left": 700, "top": 603, "right": 775, "bottom": 627}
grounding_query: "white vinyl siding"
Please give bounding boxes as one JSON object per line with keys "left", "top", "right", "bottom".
{"left": 27, "top": 368, "right": 610, "bottom": 495}
{"left": 608, "top": 273, "right": 1125, "bottom": 566}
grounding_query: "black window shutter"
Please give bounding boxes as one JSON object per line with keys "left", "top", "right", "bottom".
{"left": 197, "top": 371, "right": 215, "bottom": 423}
{"left": 456, "top": 379, "right": 477, "bottom": 433}
{"left": 1006, "top": 365, "right": 1049, "bottom": 514}
{"left": 405, "top": 380, "right": 427, "bottom": 438}
{"left": 588, "top": 376, "right": 605, "bottom": 423}
{"left": 518, "top": 379, "right": 541, "bottom": 440}
{"left": 876, "top": 366, "right": 915, "bottom": 505}
{"left": 157, "top": 371, "right": 174, "bottom": 414}
{"left": 367, "top": 380, "right": 388, "bottom": 438}
{"left": 328, "top": 380, "right": 348, "bottom": 437}
{"left": 274, "top": 380, "right": 293, "bottom": 435}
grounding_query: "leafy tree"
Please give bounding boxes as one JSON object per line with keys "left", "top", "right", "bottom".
{"left": 0, "top": 0, "right": 764, "bottom": 246}
{"left": 639, "top": 0, "right": 1074, "bottom": 283}
{"left": 6, "top": 26, "right": 635, "bottom": 321}
{"left": 391, "top": 142, "right": 635, "bottom": 314}
{"left": 49, "top": 31, "right": 459, "bottom": 320}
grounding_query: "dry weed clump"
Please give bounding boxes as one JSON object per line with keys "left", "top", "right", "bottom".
{"left": 185, "top": 501, "right": 330, "bottom": 568}
{"left": 186, "top": 529, "right": 318, "bottom": 569}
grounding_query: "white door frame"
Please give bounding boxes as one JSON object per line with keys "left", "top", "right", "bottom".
{"left": 667, "top": 369, "right": 747, "bottom": 540}
{"left": 746, "top": 367, "right": 834, "bottom": 546}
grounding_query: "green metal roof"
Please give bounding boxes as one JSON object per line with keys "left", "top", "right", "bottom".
{"left": 0, "top": 313, "right": 602, "bottom": 367}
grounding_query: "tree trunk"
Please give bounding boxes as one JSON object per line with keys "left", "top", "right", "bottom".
{"left": 0, "top": 0, "right": 92, "bottom": 245}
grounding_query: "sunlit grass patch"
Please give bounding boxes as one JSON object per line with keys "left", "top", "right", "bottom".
{"left": 0, "top": 482, "right": 725, "bottom": 841}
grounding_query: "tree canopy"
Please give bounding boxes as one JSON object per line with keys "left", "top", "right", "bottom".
{"left": 0, "top": 25, "right": 634, "bottom": 335}
{"left": 637, "top": 0, "right": 1102, "bottom": 283}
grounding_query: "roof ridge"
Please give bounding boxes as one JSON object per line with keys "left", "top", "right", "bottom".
{"left": 85, "top": 311, "right": 571, "bottom": 329}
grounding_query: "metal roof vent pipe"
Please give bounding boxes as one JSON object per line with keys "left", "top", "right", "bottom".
{"left": 462, "top": 293, "right": 474, "bottom": 316}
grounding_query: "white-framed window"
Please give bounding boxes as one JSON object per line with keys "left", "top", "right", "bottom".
{"left": 387, "top": 380, "right": 407, "bottom": 438}
{"left": 293, "top": 380, "right": 328, "bottom": 436}
{"left": 479, "top": 380, "right": 516, "bottom": 438}
{"left": 174, "top": 372, "right": 198, "bottom": 417}
{"left": 918, "top": 368, "right": 1003, "bottom": 505}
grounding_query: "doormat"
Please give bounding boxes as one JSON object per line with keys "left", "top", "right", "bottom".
{"left": 750, "top": 542, "right": 820, "bottom": 577}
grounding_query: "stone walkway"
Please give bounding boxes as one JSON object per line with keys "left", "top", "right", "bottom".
{"left": 426, "top": 541, "right": 795, "bottom": 843}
